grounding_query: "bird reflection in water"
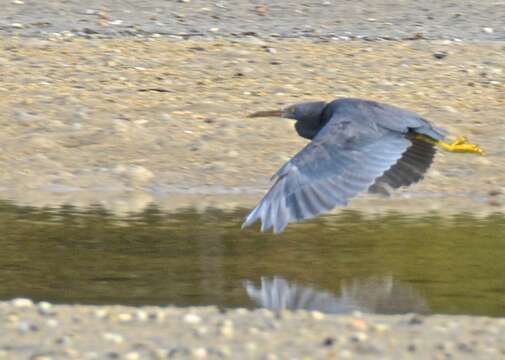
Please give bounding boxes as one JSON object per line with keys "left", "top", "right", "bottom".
{"left": 244, "top": 276, "right": 429, "bottom": 314}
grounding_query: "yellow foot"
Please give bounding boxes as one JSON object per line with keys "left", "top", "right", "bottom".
{"left": 415, "top": 134, "right": 484, "bottom": 155}
{"left": 443, "top": 136, "right": 484, "bottom": 155}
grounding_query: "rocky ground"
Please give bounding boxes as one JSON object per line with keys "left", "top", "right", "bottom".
{"left": 1, "top": 0, "right": 505, "bottom": 358}
{"left": 1, "top": 299, "right": 505, "bottom": 360}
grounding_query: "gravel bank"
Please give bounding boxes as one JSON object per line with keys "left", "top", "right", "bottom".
{"left": 1, "top": 0, "right": 505, "bottom": 41}
{"left": 1, "top": 299, "right": 504, "bottom": 360}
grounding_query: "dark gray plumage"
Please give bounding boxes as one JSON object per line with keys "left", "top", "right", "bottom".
{"left": 242, "top": 98, "right": 446, "bottom": 233}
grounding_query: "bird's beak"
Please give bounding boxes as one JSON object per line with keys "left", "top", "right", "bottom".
{"left": 247, "top": 110, "right": 284, "bottom": 118}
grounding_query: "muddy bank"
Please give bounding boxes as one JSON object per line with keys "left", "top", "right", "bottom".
{"left": 0, "top": 36, "right": 503, "bottom": 214}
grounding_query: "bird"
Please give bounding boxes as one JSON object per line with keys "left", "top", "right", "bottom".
{"left": 242, "top": 98, "right": 483, "bottom": 233}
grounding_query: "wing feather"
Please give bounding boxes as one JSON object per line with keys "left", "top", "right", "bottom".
{"left": 243, "top": 118, "right": 412, "bottom": 233}
{"left": 369, "top": 137, "right": 436, "bottom": 195}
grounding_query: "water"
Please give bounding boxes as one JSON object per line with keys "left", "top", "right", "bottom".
{"left": 0, "top": 200, "right": 504, "bottom": 316}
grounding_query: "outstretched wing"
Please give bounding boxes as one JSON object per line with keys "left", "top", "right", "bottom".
{"left": 242, "top": 117, "right": 412, "bottom": 233}
{"left": 369, "top": 137, "right": 436, "bottom": 195}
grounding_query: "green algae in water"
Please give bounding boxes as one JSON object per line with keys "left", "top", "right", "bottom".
{"left": 0, "top": 201, "right": 503, "bottom": 316}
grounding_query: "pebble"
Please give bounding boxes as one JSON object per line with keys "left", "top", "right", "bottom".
{"left": 30, "top": 356, "right": 52, "bottom": 360}
{"left": 220, "top": 322, "right": 234, "bottom": 338}
{"left": 136, "top": 310, "right": 149, "bottom": 321}
{"left": 372, "top": 323, "right": 389, "bottom": 332}
{"left": 350, "top": 331, "right": 368, "bottom": 342}
{"left": 311, "top": 311, "right": 325, "bottom": 320}
{"left": 102, "top": 332, "right": 124, "bottom": 344}
{"left": 95, "top": 309, "right": 109, "bottom": 319}
{"left": 184, "top": 313, "right": 202, "bottom": 324}
{"left": 113, "top": 165, "right": 154, "bottom": 185}
{"left": 37, "top": 302, "right": 53, "bottom": 315}
{"left": 18, "top": 321, "right": 38, "bottom": 333}
{"left": 124, "top": 352, "right": 140, "bottom": 360}
{"left": 46, "top": 318, "right": 58, "bottom": 327}
{"left": 433, "top": 51, "right": 448, "bottom": 59}
{"left": 12, "top": 298, "right": 34, "bottom": 308}
{"left": 118, "top": 312, "right": 133, "bottom": 322}
{"left": 192, "top": 347, "right": 207, "bottom": 359}
{"left": 482, "top": 27, "right": 494, "bottom": 34}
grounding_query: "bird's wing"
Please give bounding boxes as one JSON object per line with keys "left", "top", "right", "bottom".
{"left": 331, "top": 99, "right": 447, "bottom": 140}
{"left": 369, "top": 137, "right": 436, "bottom": 195}
{"left": 242, "top": 117, "right": 412, "bottom": 233}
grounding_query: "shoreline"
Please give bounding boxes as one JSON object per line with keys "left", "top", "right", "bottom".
{"left": 1, "top": 299, "right": 504, "bottom": 359}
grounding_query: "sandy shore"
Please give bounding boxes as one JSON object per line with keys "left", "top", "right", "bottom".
{"left": 1, "top": 299, "right": 504, "bottom": 360}
{"left": 0, "top": 36, "right": 504, "bottom": 215}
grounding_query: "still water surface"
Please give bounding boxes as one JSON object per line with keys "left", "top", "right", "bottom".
{"left": 0, "top": 201, "right": 504, "bottom": 316}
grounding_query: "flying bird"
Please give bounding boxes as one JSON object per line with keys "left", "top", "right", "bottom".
{"left": 242, "top": 98, "right": 483, "bottom": 233}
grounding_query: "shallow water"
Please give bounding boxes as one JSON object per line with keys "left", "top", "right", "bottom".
{"left": 0, "top": 201, "right": 504, "bottom": 316}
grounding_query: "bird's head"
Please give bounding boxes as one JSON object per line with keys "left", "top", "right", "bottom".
{"left": 248, "top": 101, "right": 327, "bottom": 122}
{"left": 248, "top": 101, "right": 327, "bottom": 139}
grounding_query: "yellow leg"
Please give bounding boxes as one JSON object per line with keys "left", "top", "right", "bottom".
{"left": 415, "top": 134, "right": 484, "bottom": 155}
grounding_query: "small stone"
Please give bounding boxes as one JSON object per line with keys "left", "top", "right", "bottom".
{"left": 372, "top": 323, "right": 389, "bottom": 332}
{"left": 118, "top": 313, "right": 133, "bottom": 322}
{"left": 350, "top": 332, "right": 368, "bottom": 342}
{"left": 151, "top": 349, "right": 168, "bottom": 359}
{"left": 11, "top": 23, "right": 25, "bottom": 29}
{"left": 482, "top": 27, "right": 494, "bottom": 34}
{"left": 220, "top": 323, "right": 234, "bottom": 338}
{"left": 46, "top": 319, "right": 58, "bottom": 328}
{"left": 124, "top": 352, "right": 140, "bottom": 360}
{"left": 433, "top": 51, "right": 448, "bottom": 59}
{"left": 196, "top": 326, "right": 208, "bottom": 336}
{"left": 209, "top": 27, "right": 219, "bottom": 32}
{"left": 254, "top": 5, "right": 268, "bottom": 16}
{"left": 408, "top": 315, "right": 424, "bottom": 325}
{"left": 12, "top": 298, "right": 34, "bottom": 308}
{"left": 322, "top": 337, "right": 335, "bottom": 346}
{"left": 114, "top": 165, "right": 154, "bottom": 185}
{"left": 31, "top": 356, "right": 52, "bottom": 360}
{"left": 37, "top": 302, "right": 53, "bottom": 315}
{"left": 311, "top": 311, "right": 325, "bottom": 320}
{"left": 12, "top": 0, "right": 24, "bottom": 4}
{"left": 103, "top": 332, "right": 124, "bottom": 344}
{"left": 192, "top": 347, "right": 207, "bottom": 359}
{"left": 349, "top": 318, "right": 367, "bottom": 331}
{"left": 184, "top": 313, "right": 202, "bottom": 325}
{"left": 161, "top": 113, "right": 172, "bottom": 121}
{"left": 136, "top": 310, "right": 149, "bottom": 321}
{"left": 95, "top": 309, "right": 109, "bottom": 319}
{"left": 18, "top": 321, "right": 38, "bottom": 333}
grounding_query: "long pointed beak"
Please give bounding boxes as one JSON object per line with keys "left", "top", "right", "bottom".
{"left": 247, "top": 110, "right": 284, "bottom": 118}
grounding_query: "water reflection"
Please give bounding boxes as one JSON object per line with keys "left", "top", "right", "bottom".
{"left": 244, "top": 276, "right": 429, "bottom": 314}
{"left": 0, "top": 200, "right": 503, "bottom": 316}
